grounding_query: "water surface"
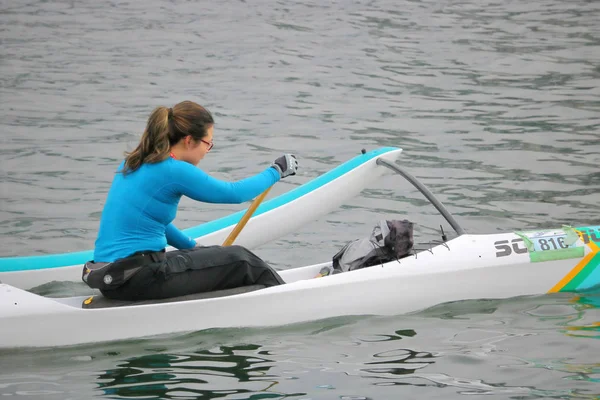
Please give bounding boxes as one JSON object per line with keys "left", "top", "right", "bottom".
{"left": 1, "top": 0, "right": 599, "bottom": 398}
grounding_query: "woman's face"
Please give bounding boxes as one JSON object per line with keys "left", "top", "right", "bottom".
{"left": 184, "top": 125, "right": 214, "bottom": 165}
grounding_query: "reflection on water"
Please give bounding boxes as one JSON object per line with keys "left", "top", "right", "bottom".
{"left": 93, "top": 327, "right": 433, "bottom": 399}
{"left": 361, "top": 348, "right": 435, "bottom": 377}
{"left": 98, "top": 345, "right": 301, "bottom": 399}
{"left": 563, "top": 291, "right": 600, "bottom": 340}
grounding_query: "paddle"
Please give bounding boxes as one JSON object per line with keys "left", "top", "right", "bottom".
{"left": 222, "top": 186, "right": 273, "bottom": 246}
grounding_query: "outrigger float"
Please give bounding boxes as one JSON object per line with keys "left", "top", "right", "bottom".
{"left": 0, "top": 147, "right": 598, "bottom": 349}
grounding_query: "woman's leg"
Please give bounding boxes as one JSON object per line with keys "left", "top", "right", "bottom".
{"left": 154, "top": 245, "right": 285, "bottom": 299}
{"left": 103, "top": 245, "right": 284, "bottom": 301}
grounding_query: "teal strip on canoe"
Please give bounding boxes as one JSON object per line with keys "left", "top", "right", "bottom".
{"left": 573, "top": 253, "right": 600, "bottom": 291}
{"left": 0, "top": 147, "right": 400, "bottom": 273}
{"left": 574, "top": 225, "right": 600, "bottom": 291}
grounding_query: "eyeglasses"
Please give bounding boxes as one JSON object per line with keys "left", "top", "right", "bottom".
{"left": 200, "top": 139, "right": 214, "bottom": 151}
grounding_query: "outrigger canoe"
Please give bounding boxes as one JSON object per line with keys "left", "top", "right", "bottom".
{"left": 0, "top": 147, "right": 403, "bottom": 290}
{"left": 1, "top": 151, "right": 599, "bottom": 349}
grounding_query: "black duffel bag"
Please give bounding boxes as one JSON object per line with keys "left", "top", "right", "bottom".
{"left": 332, "top": 219, "right": 414, "bottom": 273}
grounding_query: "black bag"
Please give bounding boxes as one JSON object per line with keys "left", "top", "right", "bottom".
{"left": 82, "top": 250, "right": 164, "bottom": 290}
{"left": 332, "top": 219, "right": 414, "bottom": 272}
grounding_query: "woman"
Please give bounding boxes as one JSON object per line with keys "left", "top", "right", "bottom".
{"left": 82, "top": 100, "right": 298, "bottom": 301}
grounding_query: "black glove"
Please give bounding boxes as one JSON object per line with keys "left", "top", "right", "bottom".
{"left": 271, "top": 154, "right": 298, "bottom": 178}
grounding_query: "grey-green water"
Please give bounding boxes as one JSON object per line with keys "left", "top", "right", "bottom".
{"left": 1, "top": 0, "right": 599, "bottom": 398}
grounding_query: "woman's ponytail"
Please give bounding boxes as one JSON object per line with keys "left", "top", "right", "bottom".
{"left": 123, "top": 106, "right": 172, "bottom": 174}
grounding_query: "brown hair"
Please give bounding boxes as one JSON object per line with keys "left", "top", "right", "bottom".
{"left": 123, "top": 100, "right": 214, "bottom": 174}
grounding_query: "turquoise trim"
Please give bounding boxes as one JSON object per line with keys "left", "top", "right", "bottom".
{"left": 0, "top": 147, "right": 400, "bottom": 273}
{"left": 578, "top": 225, "right": 600, "bottom": 291}
{"left": 579, "top": 264, "right": 600, "bottom": 291}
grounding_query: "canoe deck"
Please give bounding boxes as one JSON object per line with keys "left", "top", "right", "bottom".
{"left": 82, "top": 284, "right": 267, "bottom": 309}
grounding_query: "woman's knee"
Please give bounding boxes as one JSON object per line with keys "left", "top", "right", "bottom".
{"left": 227, "top": 245, "right": 258, "bottom": 259}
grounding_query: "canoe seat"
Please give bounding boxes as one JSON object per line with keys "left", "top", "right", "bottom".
{"left": 82, "top": 284, "right": 266, "bottom": 309}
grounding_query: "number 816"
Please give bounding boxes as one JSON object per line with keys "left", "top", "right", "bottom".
{"left": 538, "top": 237, "right": 567, "bottom": 250}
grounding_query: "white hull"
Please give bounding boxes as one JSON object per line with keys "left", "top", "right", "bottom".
{"left": 0, "top": 148, "right": 403, "bottom": 290}
{"left": 1, "top": 231, "right": 598, "bottom": 349}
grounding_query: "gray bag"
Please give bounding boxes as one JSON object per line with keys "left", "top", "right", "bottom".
{"left": 332, "top": 219, "right": 414, "bottom": 272}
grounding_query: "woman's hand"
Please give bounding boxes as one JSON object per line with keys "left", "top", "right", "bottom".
{"left": 271, "top": 154, "right": 299, "bottom": 178}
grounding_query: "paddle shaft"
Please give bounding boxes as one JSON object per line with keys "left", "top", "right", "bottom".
{"left": 222, "top": 186, "right": 273, "bottom": 246}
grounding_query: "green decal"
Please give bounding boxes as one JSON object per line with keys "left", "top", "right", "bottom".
{"left": 528, "top": 247, "right": 585, "bottom": 263}
{"left": 516, "top": 225, "right": 585, "bottom": 263}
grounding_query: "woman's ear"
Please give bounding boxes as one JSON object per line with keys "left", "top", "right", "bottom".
{"left": 185, "top": 135, "right": 193, "bottom": 148}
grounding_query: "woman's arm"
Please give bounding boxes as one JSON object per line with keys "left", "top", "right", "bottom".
{"left": 165, "top": 222, "right": 196, "bottom": 249}
{"left": 172, "top": 162, "right": 280, "bottom": 204}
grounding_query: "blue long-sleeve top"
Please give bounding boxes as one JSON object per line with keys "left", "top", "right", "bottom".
{"left": 93, "top": 158, "right": 280, "bottom": 262}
